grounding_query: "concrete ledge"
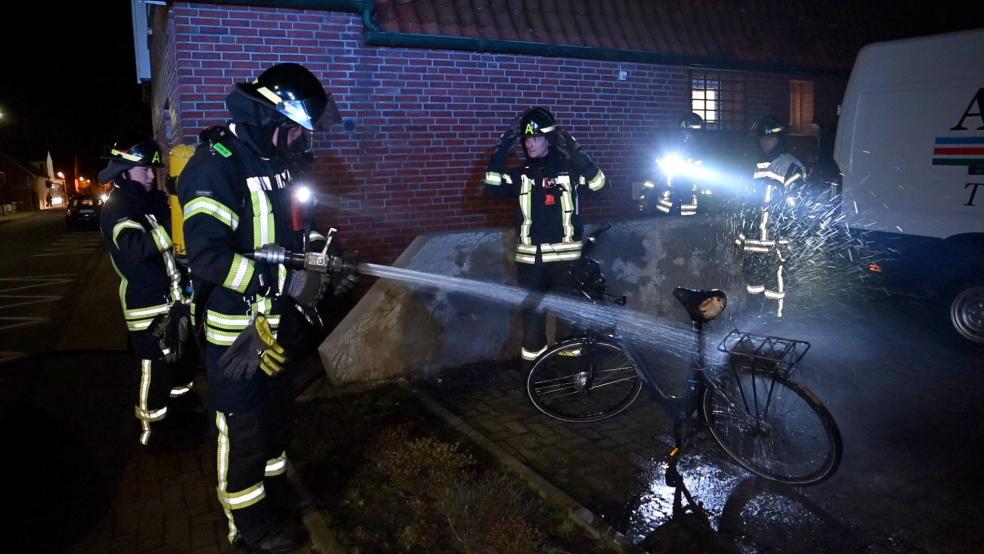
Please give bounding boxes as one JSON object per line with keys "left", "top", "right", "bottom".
{"left": 320, "top": 216, "right": 745, "bottom": 384}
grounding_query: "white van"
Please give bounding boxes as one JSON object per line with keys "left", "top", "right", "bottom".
{"left": 834, "top": 28, "right": 984, "bottom": 343}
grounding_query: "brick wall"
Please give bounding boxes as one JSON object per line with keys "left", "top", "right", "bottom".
{"left": 162, "top": 2, "right": 844, "bottom": 263}
{"left": 151, "top": 8, "right": 181, "bottom": 149}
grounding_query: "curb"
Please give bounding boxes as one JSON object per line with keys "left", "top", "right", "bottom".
{"left": 286, "top": 462, "right": 347, "bottom": 554}
{"left": 410, "top": 384, "right": 639, "bottom": 551}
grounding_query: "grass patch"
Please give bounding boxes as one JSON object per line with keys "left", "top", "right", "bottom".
{"left": 291, "top": 382, "right": 623, "bottom": 553}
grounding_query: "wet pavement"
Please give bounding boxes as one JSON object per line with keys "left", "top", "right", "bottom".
{"left": 1, "top": 350, "right": 326, "bottom": 553}
{"left": 4, "top": 277, "right": 982, "bottom": 552}
{"left": 419, "top": 289, "right": 984, "bottom": 553}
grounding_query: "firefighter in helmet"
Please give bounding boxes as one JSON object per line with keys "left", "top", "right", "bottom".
{"left": 735, "top": 116, "right": 806, "bottom": 318}
{"left": 98, "top": 139, "right": 198, "bottom": 452}
{"left": 179, "top": 62, "right": 353, "bottom": 552}
{"left": 640, "top": 112, "right": 707, "bottom": 216}
{"left": 484, "top": 107, "right": 606, "bottom": 363}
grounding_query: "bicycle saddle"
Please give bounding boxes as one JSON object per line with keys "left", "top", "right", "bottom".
{"left": 673, "top": 287, "right": 727, "bottom": 323}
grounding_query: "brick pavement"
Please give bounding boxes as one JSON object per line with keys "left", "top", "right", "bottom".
{"left": 3, "top": 351, "right": 323, "bottom": 554}
{"left": 419, "top": 363, "right": 984, "bottom": 553}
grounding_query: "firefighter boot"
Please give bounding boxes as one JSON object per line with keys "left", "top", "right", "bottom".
{"left": 233, "top": 522, "right": 305, "bottom": 554}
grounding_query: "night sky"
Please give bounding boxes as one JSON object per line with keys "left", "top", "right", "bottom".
{"left": 0, "top": 1, "right": 981, "bottom": 184}
{"left": 0, "top": 0, "right": 149, "bottom": 181}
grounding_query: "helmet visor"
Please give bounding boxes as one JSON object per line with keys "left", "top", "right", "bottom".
{"left": 271, "top": 93, "right": 341, "bottom": 131}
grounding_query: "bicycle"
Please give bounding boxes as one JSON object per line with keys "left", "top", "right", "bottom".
{"left": 525, "top": 233, "right": 843, "bottom": 485}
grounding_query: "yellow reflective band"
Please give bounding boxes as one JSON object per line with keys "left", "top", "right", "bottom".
{"left": 223, "top": 254, "right": 254, "bottom": 293}
{"left": 540, "top": 125, "right": 556, "bottom": 133}
{"left": 206, "top": 328, "right": 240, "bottom": 346}
{"left": 785, "top": 173, "right": 803, "bottom": 187}
{"left": 150, "top": 225, "right": 173, "bottom": 252}
{"left": 519, "top": 176, "right": 533, "bottom": 246}
{"left": 111, "top": 148, "right": 143, "bottom": 163}
{"left": 255, "top": 86, "right": 283, "bottom": 106}
{"left": 515, "top": 253, "right": 537, "bottom": 264}
{"left": 521, "top": 345, "right": 548, "bottom": 361}
{"left": 125, "top": 303, "right": 169, "bottom": 319}
{"left": 169, "top": 382, "right": 193, "bottom": 397}
{"left": 219, "top": 482, "right": 266, "bottom": 510}
{"left": 112, "top": 219, "right": 145, "bottom": 249}
{"left": 183, "top": 197, "right": 240, "bottom": 230}
{"left": 541, "top": 251, "right": 582, "bottom": 262}
{"left": 503, "top": 174, "right": 513, "bottom": 184}
{"left": 134, "top": 405, "right": 168, "bottom": 422}
{"left": 545, "top": 241, "right": 582, "bottom": 252}
{"left": 764, "top": 290, "right": 786, "bottom": 299}
{"left": 516, "top": 244, "right": 538, "bottom": 254}
{"left": 747, "top": 285, "right": 765, "bottom": 294}
{"left": 265, "top": 452, "right": 288, "bottom": 476}
{"left": 206, "top": 310, "right": 251, "bottom": 330}
{"left": 309, "top": 231, "right": 326, "bottom": 243}
{"left": 643, "top": 180, "right": 655, "bottom": 189}
{"left": 215, "top": 412, "right": 238, "bottom": 542}
{"left": 127, "top": 318, "right": 155, "bottom": 331}
{"left": 246, "top": 177, "right": 274, "bottom": 248}
{"left": 485, "top": 171, "right": 502, "bottom": 186}
{"left": 560, "top": 189, "right": 575, "bottom": 241}
{"left": 588, "top": 170, "right": 606, "bottom": 191}
{"left": 754, "top": 170, "right": 785, "bottom": 183}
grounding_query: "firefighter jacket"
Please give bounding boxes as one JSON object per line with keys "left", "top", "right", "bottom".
{"left": 100, "top": 179, "right": 184, "bottom": 333}
{"left": 484, "top": 149, "right": 605, "bottom": 264}
{"left": 736, "top": 152, "right": 806, "bottom": 254}
{"left": 178, "top": 123, "right": 308, "bottom": 350}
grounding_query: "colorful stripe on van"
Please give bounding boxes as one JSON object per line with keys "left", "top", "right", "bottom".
{"left": 932, "top": 136, "right": 984, "bottom": 167}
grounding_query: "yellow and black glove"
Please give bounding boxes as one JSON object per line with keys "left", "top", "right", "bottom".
{"left": 217, "top": 315, "right": 288, "bottom": 380}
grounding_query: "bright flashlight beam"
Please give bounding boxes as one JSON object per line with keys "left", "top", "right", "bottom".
{"left": 655, "top": 154, "right": 750, "bottom": 196}
{"left": 294, "top": 185, "right": 312, "bottom": 204}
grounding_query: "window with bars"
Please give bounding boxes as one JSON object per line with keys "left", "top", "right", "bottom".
{"left": 691, "top": 70, "right": 746, "bottom": 131}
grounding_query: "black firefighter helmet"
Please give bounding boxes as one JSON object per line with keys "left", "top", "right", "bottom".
{"left": 679, "top": 112, "right": 704, "bottom": 131}
{"left": 235, "top": 63, "right": 341, "bottom": 131}
{"left": 98, "top": 139, "right": 164, "bottom": 183}
{"left": 752, "top": 116, "right": 785, "bottom": 138}
{"left": 520, "top": 107, "right": 557, "bottom": 137}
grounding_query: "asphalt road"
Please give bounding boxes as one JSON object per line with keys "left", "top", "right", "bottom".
{"left": 0, "top": 211, "right": 122, "bottom": 361}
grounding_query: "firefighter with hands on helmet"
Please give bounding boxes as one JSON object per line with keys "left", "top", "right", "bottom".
{"left": 178, "top": 62, "right": 353, "bottom": 552}
{"left": 640, "top": 112, "right": 707, "bottom": 216}
{"left": 735, "top": 116, "right": 806, "bottom": 318}
{"left": 484, "top": 107, "right": 607, "bottom": 363}
{"left": 98, "top": 139, "right": 198, "bottom": 452}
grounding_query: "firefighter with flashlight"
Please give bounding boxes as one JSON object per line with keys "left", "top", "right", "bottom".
{"left": 484, "top": 107, "right": 606, "bottom": 363}
{"left": 640, "top": 112, "right": 707, "bottom": 216}
{"left": 178, "top": 63, "right": 354, "bottom": 552}
{"left": 735, "top": 116, "right": 806, "bottom": 318}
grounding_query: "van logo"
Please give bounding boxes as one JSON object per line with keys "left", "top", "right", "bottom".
{"left": 931, "top": 136, "right": 984, "bottom": 168}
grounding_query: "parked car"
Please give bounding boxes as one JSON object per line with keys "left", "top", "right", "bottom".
{"left": 65, "top": 195, "right": 102, "bottom": 230}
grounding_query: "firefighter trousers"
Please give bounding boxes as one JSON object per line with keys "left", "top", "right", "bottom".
{"left": 130, "top": 330, "right": 196, "bottom": 445}
{"left": 518, "top": 260, "right": 576, "bottom": 361}
{"left": 207, "top": 344, "right": 294, "bottom": 545}
{"left": 740, "top": 246, "right": 788, "bottom": 317}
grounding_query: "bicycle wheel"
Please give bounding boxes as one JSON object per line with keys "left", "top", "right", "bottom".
{"left": 702, "top": 371, "right": 842, "bottom": 485}
{"left": 526, "top": 337, "right": 643, "bottom": 423}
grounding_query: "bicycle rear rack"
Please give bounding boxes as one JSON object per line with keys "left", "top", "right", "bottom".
{"left": 717, "top": 329, "right": 811, "bottom": 378}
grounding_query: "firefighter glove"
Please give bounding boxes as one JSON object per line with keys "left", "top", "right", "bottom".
{"left": 218, "top": 315, "right": 288, "bottom": 380}
{"left": 554, "top": 129, "right": 592, "bottom": 168}
{"left": 151, "top": 304, "right": 191, "bottom": 363}
{"left": 331, "top": 249, "right": 360, "bottom": 296}
{"left": 286, "top": 269, "right": 327, "bottom": 308}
